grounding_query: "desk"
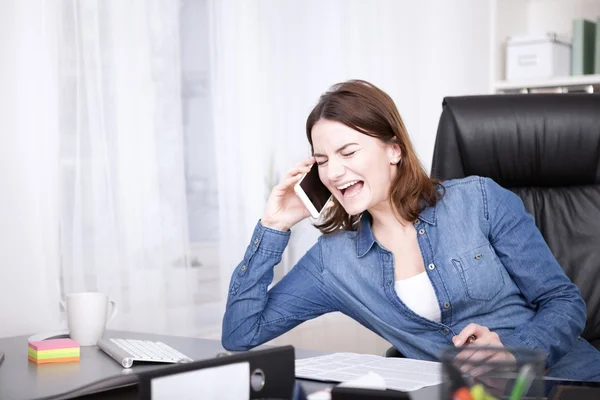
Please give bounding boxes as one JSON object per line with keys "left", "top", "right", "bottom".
{"left": 0, "top": 330, "right": 439, "bottom": 400}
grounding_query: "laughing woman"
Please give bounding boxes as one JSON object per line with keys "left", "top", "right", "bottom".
{"left": 221, "top": 80, "right": 600, "bottom": 381}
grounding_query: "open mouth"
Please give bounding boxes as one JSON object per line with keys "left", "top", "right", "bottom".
{"left": 338, "top": 180, "right": 364, "bottom": 198}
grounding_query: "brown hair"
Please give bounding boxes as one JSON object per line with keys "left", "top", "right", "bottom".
{"left": 306, "top": 80, "right": 443, "bottom": 234}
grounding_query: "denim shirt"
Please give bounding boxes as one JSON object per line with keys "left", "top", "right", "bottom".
{"left": 222, "top": 176, "right": 587, "bottom": 369}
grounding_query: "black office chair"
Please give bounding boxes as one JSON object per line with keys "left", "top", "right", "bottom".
{"left": 386, "top": 93, "right": 600, "bottom": 358}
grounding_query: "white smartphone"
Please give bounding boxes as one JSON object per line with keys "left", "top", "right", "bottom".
{"left": 294, "top": 162, "right": 333, "bottom": 219}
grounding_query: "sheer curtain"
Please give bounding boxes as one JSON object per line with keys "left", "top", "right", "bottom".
{"left": 58, "top": 0, "right": 196, "bottom": 333}
{"left": 0, "top": 0, "right": 61, "bottom": 337}
{"left": 0, "top": 0, "right": 223, "bottom": 339}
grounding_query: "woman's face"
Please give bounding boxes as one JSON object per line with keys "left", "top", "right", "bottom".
{"left": 311, "top": 119, "right": 400, "bottom": 216}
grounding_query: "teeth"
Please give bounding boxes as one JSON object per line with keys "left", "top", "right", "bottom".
{"left": 337, "top": 180, "right": 360, "bottom": 190}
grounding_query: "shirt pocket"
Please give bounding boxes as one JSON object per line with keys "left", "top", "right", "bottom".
{"left": 452, "top": 244, "right": 505, "bottom": 301}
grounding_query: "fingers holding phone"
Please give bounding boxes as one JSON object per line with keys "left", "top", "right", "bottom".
{"left": 279, "top": 161, "right": 313, "bottom": 189}
{"left": 261, "top": 157, "right": 316, "bottom": 231}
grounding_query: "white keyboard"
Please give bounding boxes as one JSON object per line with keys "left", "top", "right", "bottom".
{"left": 97, "top": 338, "right": 193, "bottom": 368}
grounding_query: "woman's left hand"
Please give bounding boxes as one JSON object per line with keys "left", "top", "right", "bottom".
{"left": 452, "top": 323, "right": 516, "bottom": 371}
{"left": 452, "top": 324, "right": 518, "bottom": 395}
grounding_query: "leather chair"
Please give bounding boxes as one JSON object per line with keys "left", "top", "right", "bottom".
{"left": 386, "top": 93, "right": 600, "bottom": 358}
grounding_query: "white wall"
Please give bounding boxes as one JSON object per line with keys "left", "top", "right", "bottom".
{"left": 0, "top": 1, "right": 62, "bottom": 337}
{"left": 527, "top": 0, "right": 600, "bottom": 35}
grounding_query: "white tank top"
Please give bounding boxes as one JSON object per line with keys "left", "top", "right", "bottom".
{"left": 394, "top": 272, "right": 441, "bottom": 322}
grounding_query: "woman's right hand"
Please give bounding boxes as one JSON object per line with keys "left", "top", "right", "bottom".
{"left": 261, "top": 157, "right": 315, "bottom": 231}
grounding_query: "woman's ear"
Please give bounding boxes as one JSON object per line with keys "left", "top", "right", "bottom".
{"left": 388, "top": 144, "right": 402, "bottom": 164}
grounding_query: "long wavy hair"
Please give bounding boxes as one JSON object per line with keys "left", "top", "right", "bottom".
{"left": 306, "top": 80, "right": 444, "bottom": 234}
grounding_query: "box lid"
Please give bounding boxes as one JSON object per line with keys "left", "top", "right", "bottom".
{"left": 507, "top": 32, "right": 571, "bottom": 46}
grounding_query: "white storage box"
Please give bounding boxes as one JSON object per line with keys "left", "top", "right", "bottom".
{"left": 506, "top": 33, "right": 571, "bottom": 81}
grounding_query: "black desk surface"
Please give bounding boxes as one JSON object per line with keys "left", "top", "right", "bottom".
{"left": 0, "top": 330, "right": 439, "bottom": 399}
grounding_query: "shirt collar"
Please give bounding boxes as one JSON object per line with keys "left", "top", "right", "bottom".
{"left": 355, "top": 205, "right": 437, "bottom": 258}
{"left": 417, "top": 204, "right": 437, "bottom": 226}
{"left": 356, "top": 213, "right": 377, "bottom": 258}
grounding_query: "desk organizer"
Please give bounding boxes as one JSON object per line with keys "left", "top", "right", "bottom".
{"left": 440, "top": 346, "right": 545, "bottom": 400}
{"left": 28, "top": 338, "right": 80, "bottom": 364}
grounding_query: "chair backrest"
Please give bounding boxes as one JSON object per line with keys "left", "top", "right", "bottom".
{"left": 431, "top": 94, "right": 600, "bottom": 347}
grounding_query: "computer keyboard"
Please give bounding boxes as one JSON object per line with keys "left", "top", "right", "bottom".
{"left": 97, "top": 338, "right": 193, "bottom": 368}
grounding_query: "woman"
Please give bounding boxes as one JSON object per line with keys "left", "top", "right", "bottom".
{"left": 222, "top": 80, "right": 600, "bottom": 381}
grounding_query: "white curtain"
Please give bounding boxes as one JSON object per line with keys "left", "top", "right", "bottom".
{"left": 0, "top": 0, "right": 61, "bottom": 337}
{"left": 57, "top": 0, "right": 195, "bottom": 333}
{"left": 0, "top": 0, "right": 223, "bottom": 339}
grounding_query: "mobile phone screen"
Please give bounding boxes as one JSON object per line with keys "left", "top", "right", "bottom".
{"left": 299, "top": 163, "right": 331, "bottom": 213}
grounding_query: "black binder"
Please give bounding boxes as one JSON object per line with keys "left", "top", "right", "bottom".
{"left": 331, "top": 386, "right": 410, "bottom": 399}
{"left": 546, "top": 380, "right": 600, "bottom": 400}
{"left": 136, "top": 345, "right": 295, "bottom": 400}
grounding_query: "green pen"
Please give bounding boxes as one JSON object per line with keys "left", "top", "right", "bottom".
{"left": 509, "top": 363, "right": 535, "bottom": 400}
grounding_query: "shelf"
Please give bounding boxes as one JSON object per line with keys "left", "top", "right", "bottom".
{"left": 494, "top": 74, "right": 600, "bottom": 93}
{"left": 490, "top": 0, "right": 600, "bottom": 94}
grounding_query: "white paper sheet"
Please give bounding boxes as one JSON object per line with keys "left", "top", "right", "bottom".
{"left": 151, "top": 361, "right": 249, "bottom": 400}
{"left": 337, "top": 371, "right": 387, "bottom": 390}
{"left": 296, "top": 352, "right": 442, "bottom": 392}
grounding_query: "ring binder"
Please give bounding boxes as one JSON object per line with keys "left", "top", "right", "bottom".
{"left": 137, "top": 345, "right": 296, "bottom": 399}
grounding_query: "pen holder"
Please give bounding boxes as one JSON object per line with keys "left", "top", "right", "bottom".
{"left": 440, "top": 346, "right": 545, "bottom": 400}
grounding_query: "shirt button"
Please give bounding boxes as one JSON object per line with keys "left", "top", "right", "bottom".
{"left": 414, "top": 219, "right": 420, "bottom": 226}
{"left": 418, "top": 229, "right": 425, "bottom": 235}
{"left": 442, "top": 328, "right": 449, "bottom": 335}
{"left": 443, "top": 302, "right": 450, "bottom": 309}
{"left": 254, "top": 238, "right": 260, "bottom": 245}
{"left": 428, "top": 263, "right": 435, "bottom": 270}
{"left": 388, "top": 280, "right": 393, "bottom": 286}
{"left": 241, "top": 265, "right": 247, "bottom": 272}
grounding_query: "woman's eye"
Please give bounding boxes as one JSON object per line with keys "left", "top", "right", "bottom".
{"left": 342, "top": 151, "right": 357, "bottom": 157}
{"left": 316, "top": 160, "right": 328, "bottom": 166}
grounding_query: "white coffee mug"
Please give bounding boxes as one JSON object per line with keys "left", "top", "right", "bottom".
{"left": 60, "top": 292, "right": 117, "bottom": 346}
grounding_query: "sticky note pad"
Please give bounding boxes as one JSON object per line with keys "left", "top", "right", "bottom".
{"left": 28, "top": 338, "right": 79, "bottom": 351}
{"left": 28, "top": 338, "right": 80, "bottom": 364}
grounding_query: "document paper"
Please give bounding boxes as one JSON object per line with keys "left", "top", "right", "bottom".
{"left": 295, "top": 352, "right": 442, "bottom": 392}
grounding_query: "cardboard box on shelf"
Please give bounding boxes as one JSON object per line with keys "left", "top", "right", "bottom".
{"left": 506, "top": 33, "right": 571, "bottom": 81}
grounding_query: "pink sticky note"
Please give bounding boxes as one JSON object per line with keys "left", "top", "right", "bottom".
{"left": 28, "top": 339, "right": 80, "bottom": 351}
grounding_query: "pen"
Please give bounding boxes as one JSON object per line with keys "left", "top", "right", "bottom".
{"left": 509, "top": 363, "right": 535, "bottom": 400}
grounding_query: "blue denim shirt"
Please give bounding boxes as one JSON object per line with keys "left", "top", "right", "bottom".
{"left": 222, "top": 176, "right": 587, "bottom": 369}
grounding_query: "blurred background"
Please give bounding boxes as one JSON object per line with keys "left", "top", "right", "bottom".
{"left": 1, "top": 0, "right": 599, "bottom": 355}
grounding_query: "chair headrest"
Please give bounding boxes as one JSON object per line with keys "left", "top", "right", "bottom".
{"left": 431, "top": 94, "right": 600, "bottom": 187}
